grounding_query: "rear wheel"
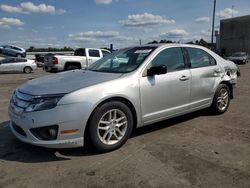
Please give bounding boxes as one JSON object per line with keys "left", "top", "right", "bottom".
{"left": 23, "top": 66, "right": 32, "bottom": 74}
{"left": 211, "top": 84, "right": 230, "bottom": 114}
{"left": 88, "top": 101, "right": 133, "bottom": 152}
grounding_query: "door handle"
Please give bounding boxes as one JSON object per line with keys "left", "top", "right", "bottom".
{"left": 179, "top": 75, "right": 189, "bottom": 81}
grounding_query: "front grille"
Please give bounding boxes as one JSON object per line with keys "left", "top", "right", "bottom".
{"left": 12, "top": 122, "right": 27, "bottom": 137}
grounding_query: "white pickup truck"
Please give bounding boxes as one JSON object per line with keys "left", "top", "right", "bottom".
{"left": 44, "top": 48, "right": 110, "bottom": 72}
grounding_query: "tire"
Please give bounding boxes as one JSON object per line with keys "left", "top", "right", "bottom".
{"left": 211, "top": 84, "right": 230, "bottom": 114}
{"left": 23, "top": 66, "right": 32, "bottom": 74}
{"left": 66, "top": 65, "right": 79, "bottom": 71}
{"left": 88, "top": 101, "right": 133, "bottom": 152}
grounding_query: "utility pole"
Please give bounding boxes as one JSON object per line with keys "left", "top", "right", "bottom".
{"left": 232, "top": 5, "right": 234, "bottom": 18}
{"left": 139, "top": 39, "right": 142, "bottom": 46}
{"left": 211, "top": 0, "right": 216, "bottom": 45}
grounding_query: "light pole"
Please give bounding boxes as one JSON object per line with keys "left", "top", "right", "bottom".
{"left": 211, "top": 0, "right": 216, "bottom": 45}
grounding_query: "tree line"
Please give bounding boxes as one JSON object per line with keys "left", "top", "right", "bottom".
{"left": 26, "top": 46, "right": 74, "bottom": 52}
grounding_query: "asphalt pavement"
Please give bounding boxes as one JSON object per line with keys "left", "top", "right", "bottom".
{"left": 0, "top": 66, "right": 249, "bottom": 188}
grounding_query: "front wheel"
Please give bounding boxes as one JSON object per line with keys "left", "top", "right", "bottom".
{"left": 211, "top": 84, "right": 230, "bottom": 114}
{"left": 88, "top": 101, "right": 133, "bottom": 152}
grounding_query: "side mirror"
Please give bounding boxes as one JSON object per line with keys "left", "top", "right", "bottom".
{"left": 147, "top": 65, "right": 167, "bottom": 76}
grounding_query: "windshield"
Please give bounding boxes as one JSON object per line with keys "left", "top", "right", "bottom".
{"left": 88, "top": 47, "right": 156, "bottom": 73}
{"left": 232, "top": 52, "right": 246, "bottom": 57}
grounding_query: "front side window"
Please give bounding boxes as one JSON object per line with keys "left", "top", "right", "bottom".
{"left": 2, "top": 58, "right": 14, "bottom": 64}
{"left": 187, "top": 48, "right": 216, "bottom": 68}
{"left": 89, "top": 47, "right": 156, "bottom": 73}
{"left": 101, "top": 50, "right": 110, "bottom": 57}
{"left": 89, "top": 50, "right": 100, "bottom": 57}
{"left": 151, "top": 47, "right": 185, "bottom": 72}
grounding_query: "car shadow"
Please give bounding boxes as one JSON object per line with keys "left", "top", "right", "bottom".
{"left": 0, "top": 109, "right": 215, "bottom": 163}
{"left": 133, "top": 108, "right": 214, "bottom": 137}
{"left": 0, "top": 72, "right": 35, "bottom": 75}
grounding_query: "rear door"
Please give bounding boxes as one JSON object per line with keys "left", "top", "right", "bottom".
{"left": 87, "top": 49, "right": 101, "bottom": 66}
{"left": 185, "top": 47, "right": 219, "bottom": 108}
{"left": 14, "top": 58, "right": 27, "bottom": 71}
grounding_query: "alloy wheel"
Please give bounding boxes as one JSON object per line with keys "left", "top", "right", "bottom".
{"left": 97, "top": 109, "right": 128, "bottom": 145}
{"left": 217, "top": 88, "right": 229, "bottom": 111}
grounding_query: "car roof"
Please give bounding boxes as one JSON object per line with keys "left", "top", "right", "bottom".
{"left": 131, "top": 43, "right": 211, "bottom": 51}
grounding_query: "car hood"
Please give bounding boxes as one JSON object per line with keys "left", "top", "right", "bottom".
{"left": 18, "top": 70, "right": 123, "bottom": 96}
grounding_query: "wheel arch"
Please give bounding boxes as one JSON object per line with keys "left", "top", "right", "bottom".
{"left": 219, "top": 81, "right": 234, "bottom": 99}
{"left": 84, "top": 96, "right": 138, "bottom": 142}
{"left": 64, "top": 61, "right": 82, "bottom": 70}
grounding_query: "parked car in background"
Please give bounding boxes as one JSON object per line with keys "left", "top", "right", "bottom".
{"left": 44, "top": 48, "right": 110, "bottom": 72}
{"left": 8, "top": 44, "right": 238, "bottom": 152}
{"left": 0, "top": 45, "right": 26, "bottom": 58}
{"left": 0, "top": 58, "right": 37, "bottom": 73}
{"left": 227, "top": 52, "right": 249, "bottom": 64}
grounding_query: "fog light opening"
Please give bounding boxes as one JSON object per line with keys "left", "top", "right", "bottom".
{"left": 30, "top": 125, "right": 58, "bottom": 141}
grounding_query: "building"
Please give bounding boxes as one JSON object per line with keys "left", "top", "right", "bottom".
{"left": 220, "top": 15, "right": 250, "bottom": 56}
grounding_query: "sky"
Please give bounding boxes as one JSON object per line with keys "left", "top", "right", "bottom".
{"left": 0, "top": 0, "right": 249, "bottom": 49}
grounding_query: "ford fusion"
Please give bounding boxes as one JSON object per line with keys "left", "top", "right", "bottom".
{"left": 9, "top": 44, "right": 238, "bottom": 152}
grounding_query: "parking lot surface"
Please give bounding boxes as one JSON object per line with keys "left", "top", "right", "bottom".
{"left": 0, "top": 67, "right": 250, "bottom": 188}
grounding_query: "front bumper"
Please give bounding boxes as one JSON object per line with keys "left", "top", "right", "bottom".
{"left": 8, "top": 102, "right": 88, "bottom": 148}
{"left": 10, "top": 121, "right": 83, "bottom": 148}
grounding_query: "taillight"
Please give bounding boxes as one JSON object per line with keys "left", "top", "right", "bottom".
{"left": 53, "top": 57, "right": 58, "bottom": 64}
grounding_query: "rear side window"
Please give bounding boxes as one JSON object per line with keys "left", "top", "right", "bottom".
{"left": 89, "top": 50, "right": 100, "bottom": 57}
{"left": 11, "top": 46, "right": 21, "bottom": 51}
{"left": 74, "top": 49, "right": 86, "bottom": 56}
{"left": 15, "top": 58, "right": 27, "bottom": 62}
{"left": 187, "top": 48, "right": 216, "bottom": 68}
{"left": 151, "top": 47, "right": 185, "bottom": 72}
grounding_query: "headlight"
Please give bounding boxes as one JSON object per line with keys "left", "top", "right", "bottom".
{"left": 25, "top": 96, "right": 63, "bottom": 112}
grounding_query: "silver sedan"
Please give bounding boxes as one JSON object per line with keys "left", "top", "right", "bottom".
{"left": 8, "top": 44, "right": 238, "bottom": 152}
{"left": 0, "top": 58, "right": 37, "bottom": 73}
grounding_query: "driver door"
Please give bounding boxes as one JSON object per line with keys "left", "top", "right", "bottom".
{"left": 140, "top": 47, "right": 191, "bottom": 123}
